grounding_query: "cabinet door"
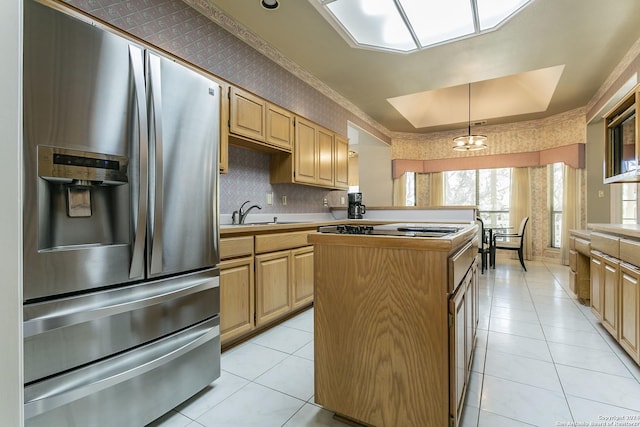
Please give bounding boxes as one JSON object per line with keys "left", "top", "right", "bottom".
{"left": 334, "top": 134, "right": 349, "bottom": 189}
{"left": 602, "top": 256, "right": 620, "bottom": 338}
{"left": 255, "top": 250, "right": 292, "bottom": 326}
{"left": 620, "top": 263, "right": 640, "bottom": 362}
{"left": 292, "top": 246, "right": 314, "bottom": 309}
{"left": 591, "top": 253, "right": 604, "bottom": 321}
{"left": 294, "top": 117, "right": 317, "bottom": 184}
{"left": 449, "top": 281, "right": 466, "bottom": 424}
{"left": 230, "top": 86, "right": 265, "bottom": 141}
{"left": 317, "top": 127, "right": 334, "bottom": 187}
{"left": 266, "top": 103, "right": 293, "bottom": 151}
{"left": 220, "top": 256, "right": 254, "bottom": 345}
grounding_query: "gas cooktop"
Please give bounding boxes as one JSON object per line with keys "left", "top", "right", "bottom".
{"left": 317, "top": 223, "right": 465, "bottom": 238}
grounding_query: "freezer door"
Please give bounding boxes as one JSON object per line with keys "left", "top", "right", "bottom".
{"left": 24, "top": 316, "right": 220, "bottom": 427}
{"left": 23, "top": 0, "right": 147, "bottom": 301}
{"left": 23, "top": 269, "right": 219, "bottom": 384}
{"left": 146, "top": 52, "right": 220, "bottom": 277}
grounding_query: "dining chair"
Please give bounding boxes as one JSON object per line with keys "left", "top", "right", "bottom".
{"left": 492, "top": 216, "right": 529, "bottom": 271}
{"left": 476, "top": 217, "right": 491, "bottom": 273}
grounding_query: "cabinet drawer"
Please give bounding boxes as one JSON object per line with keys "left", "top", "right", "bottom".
{"left": 575, "top": 237, "right": 591, "bottom": 256}
{"left": 620, "top": 239, "right": 640, "bottom": 267}
{"left": 255, "top": 231, "right": 312, "bottom": 254}
{"left": 591, "top": 232, "right": 620, "bottom": 257}
{"left": 220, "top": 236, "right": 254, "bottom": 260}
{"left": 569, "top": 236, "right": 576, "bottom": 250}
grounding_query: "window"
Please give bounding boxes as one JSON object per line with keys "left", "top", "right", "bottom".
{"left": 405, "top": 172, "right": 416, "bottom": 206}
{"left": 549, "top": 163, "right": 563, "bottom": 248}
{"left": 621, "top": 183, "right": 638, "bottom": 224}
{"left": 443, "top": 168, "right": 511, "bottom": 225}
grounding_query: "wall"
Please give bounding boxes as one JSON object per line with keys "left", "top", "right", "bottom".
{"left": 348, "top": 125, "right": 393, "bottom": 206}
{"left": 220, "top": 145, "right": 331, "bottom": 215}
{"left": 0, "top": 0, "right": 23, "bottom": 423}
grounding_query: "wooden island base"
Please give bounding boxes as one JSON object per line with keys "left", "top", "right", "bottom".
{"left": 309, "top": 229, "right": 478, "bottom": 427}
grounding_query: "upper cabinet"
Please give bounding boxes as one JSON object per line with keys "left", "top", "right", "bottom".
{"left": 604, "top": 83, "right": 640, "bottom": 183}
{"left": 228, "top": 86, "right": 292, "bottom": 152}
{"left": 226, "top": 84, "right": 348, "bottom": 189}
{"left": 271, "top": 116, "right": 349, "bottom": 190}
{"left": 334, "top": 134, "right": 349, "bottom": 188}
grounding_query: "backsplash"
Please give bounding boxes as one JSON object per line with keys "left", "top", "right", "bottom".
{"left": 220, "top": 145, "right": 331, "bottom": 215}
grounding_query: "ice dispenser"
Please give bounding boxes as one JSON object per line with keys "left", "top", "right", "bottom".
{"left": 37, "top": 146, "right": 129, "bottom": 249}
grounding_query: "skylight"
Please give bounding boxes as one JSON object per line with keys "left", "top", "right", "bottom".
{"left": 309, "top": 0, "right": 532, "bottom": 53}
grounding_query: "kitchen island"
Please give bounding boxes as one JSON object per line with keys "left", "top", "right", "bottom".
{"left": 308, "top": 223, "right": 478, "bottom": 427}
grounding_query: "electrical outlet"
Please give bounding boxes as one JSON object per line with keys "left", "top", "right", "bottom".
{"left": 340, "top": 196, "right": 345, "bottom": 205}
{"left": 282, "top": 195, "right": 287, "bottom": 206}
{"left": 323, "top": 197, "right": 328, "bottom": 207}
{"left": 266, "top": 192, "right": 273, "bottom": 205}
{"left": 598, "top": 190, "right": 605, "bottom": 198}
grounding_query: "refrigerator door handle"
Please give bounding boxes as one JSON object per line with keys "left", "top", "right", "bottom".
{"left": 148, "top": 53, "right": 164, "bottom": 275}
{"left": 129, "top": 45, "right": 149, "bottom": 279}
{"left": 24, "top": 319, "right": 220, "bottom": 420}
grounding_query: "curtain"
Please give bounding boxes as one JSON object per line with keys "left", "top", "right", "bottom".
{"left": 510, "top": 167, "right": 532, "bottom": 260}
{"left": 561, "top": 165, "right": 580, "bottom": 265}
{"left": 429, "top": 172, "right": 443, "bottom": 206}
{"left": 392, "top": 173, "right": 407, "bottom": 206}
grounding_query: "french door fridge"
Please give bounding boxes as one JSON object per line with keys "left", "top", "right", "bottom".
{"left": 22, "top": 1, "right": 221, "bottom": 425}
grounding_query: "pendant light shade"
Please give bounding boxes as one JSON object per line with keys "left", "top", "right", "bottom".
{"left": 453, "top": 84, "right": 487, "bottom": 152}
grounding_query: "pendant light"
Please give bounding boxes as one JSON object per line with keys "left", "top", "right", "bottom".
{"left": 452, "top": 84, "right": 487, "bottom": 152}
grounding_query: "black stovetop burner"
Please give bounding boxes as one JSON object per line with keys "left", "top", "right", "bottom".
{"left": 317, "top": 223, "right": 463, "bottom": 238}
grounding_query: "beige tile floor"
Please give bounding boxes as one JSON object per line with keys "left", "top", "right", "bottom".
{"left": 149, "top": 259, "right": 640, "bottom": 427}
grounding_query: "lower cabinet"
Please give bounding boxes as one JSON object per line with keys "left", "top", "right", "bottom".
{"left": 292, "top": 246, "right": 314, "bottom": 309}
{"left": 221, "top": 231, "right": 315, "bottom": 346}
{"left": 590, "top": 233, "right": 640, "bottom": 366}
{"left": 590, "top": 252, "right": 604, "bottom": 321}
{"left": 220, "top": 256, "right": 254, "bottom": 344}
{"left": 449, "top": 259, "right": 478, "bottom": 427}
{"left": 255, "top": 250, "right": 292, "bottom": 326}
{"left": 602, "top": 255, "right": 620, "bottom": 338}
{"left": 620, "top": 263, "right": 640, "bottom": 362}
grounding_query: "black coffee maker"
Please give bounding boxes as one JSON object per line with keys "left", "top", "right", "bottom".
{"left": 347, "top": 192, "right": 366, "bottom": 219}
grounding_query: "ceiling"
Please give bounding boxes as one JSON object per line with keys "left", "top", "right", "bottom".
{"left": 205, "top": 0, "right": 640, "bottom": 134}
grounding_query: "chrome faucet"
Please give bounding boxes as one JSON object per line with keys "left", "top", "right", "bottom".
{"left": 232, "top": 200, "right": 262, "bottom": 224}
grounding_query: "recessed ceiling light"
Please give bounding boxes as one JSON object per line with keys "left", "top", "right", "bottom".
{"left": 261, "top": 0, "right": 279, "bottom": 10}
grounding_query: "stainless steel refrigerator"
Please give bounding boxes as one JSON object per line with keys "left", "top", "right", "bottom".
{"left": 22, "top": 1, "right": 221, "bottom": 425}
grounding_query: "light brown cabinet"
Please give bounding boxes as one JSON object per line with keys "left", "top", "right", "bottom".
{"left": 255, "top": 250, "right": 292, "bottom": 326}
{"left": 220, "top": 256, "right": 254, "bottom": 343}
{"left": 254, "top": 231, "right": 315, "bottom": 327}
{"left": 292, "top": 246, "right": 314, "bottom": 309}
{"left": 266, "top": 103, "right": 294, "bottom": 151}
{"left": 310, "top": 227, "right": 479, "bottom": 427}
{"left": 569, "top": 234, "right": 591, "bottom": 302}
{"left": 230, "top": 86, "right": 265, "bottom": 142}
{"left": 449, "top": 260, "right": 478, "bottom": 426}
{"left": 620, "top": 263, "right": 640, "bottom": 362}
{"left": 591, "top": 252, "right": 604, "bottom": 320}
{"left": 334, "top": 134, "right": 349, "bottom": 189}
{"left": 602, "top": 255, "right": 620, "bottom": 338}
{"left": 220, "top": 229, "right": 315, "bottom": 345}
{"left": 590, "top": 231, "right": 640, "bottom": 366}
{"left": 219, "top": 236, "right": 255, "bottom": 345}
{"left": 228, "top": 86, "right": 293, "bottom": 152}
{"left": 292, "top": 116, "right": 317, "bottom": 184}
{"left": 270, "top": 116, "right": 348, "bottom": 190}
{"left": 317, "top": 126, "right": 334, "bottom": 187}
